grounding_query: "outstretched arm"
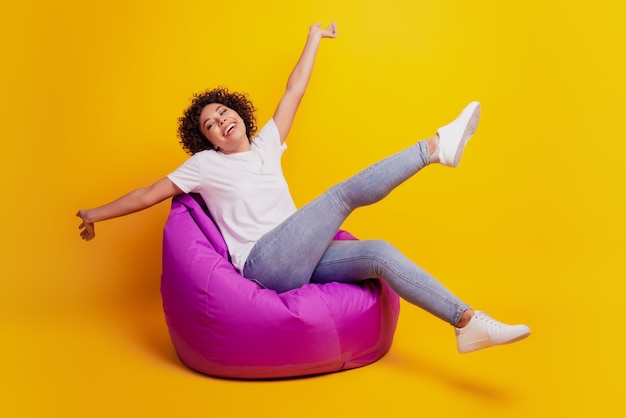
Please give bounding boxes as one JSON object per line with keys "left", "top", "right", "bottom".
{"left": 273, "top": 22, "right": 337, "bottom": 143}
{"left": 77, "top": 177, "right": 183, "bottom": 241}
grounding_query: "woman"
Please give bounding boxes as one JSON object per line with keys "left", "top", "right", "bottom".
{"left": 77, "top": 22, "right": 530, "bottom": 353}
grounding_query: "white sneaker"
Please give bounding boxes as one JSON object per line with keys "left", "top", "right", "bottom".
{"left": 433, "top": 101, "right": 481, "bottom": 167}
{"left": 455, "top": 311, "right": 530, "bottom": 353}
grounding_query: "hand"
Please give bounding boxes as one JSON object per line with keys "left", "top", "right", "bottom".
{"left": 309, "top": 21, "right": 337, "bottom": 39}
{"left": 77, "top": 210, "right": 95, "bottom": 241}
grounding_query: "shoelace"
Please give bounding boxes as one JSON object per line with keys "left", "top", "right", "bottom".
{"left": 475, "top": 312, "right": 505, "bottom": 329}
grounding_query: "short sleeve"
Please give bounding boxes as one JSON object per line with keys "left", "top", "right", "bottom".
{"left": 252, "top": 119, "right": 286, "bottom": 156}
{"left": 167, "top": 153, "right": 203, "bottom": 194}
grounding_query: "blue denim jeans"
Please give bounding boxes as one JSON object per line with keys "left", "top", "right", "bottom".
{"left": 243, "top": 141, "right": 470, "bottom": 326}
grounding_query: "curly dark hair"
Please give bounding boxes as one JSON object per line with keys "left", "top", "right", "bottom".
{"left": 177, "top": 87, "right": 257, "bottom": 155}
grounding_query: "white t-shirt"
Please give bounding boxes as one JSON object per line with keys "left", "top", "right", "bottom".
{"left": 167, "top": 119, "right": 297, "bottom": 271}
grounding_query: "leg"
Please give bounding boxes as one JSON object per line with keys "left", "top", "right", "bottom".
{"left": 312, "top": 240, "right": 531, "bottom": 353}
{"left": 310, "top": 240, "right": 470, "bottom": 325}
{"left": 243, "top": 102, "right": 480, "bottom": 291}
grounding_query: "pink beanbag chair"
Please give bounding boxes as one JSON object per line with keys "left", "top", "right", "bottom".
{"left": 160, "top": 193, "right": 400, "bottom": 379}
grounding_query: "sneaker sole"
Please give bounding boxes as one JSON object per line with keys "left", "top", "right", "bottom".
{"left": 457, "top": 329, "right": 530, "bottom": 354}
{"left": 452, "top": 102, "right": 481, "bottom": 167}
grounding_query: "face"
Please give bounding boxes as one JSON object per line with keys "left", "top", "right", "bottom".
{"left": 199, "top": 103, "right": 249, "bottom": 154}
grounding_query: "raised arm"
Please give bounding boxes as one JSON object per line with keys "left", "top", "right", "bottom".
{"left": 273, "top": 22, "right": 337, "bottom": 143}
{"left": 77, "top": 177, "right": 183, "bottom": 241}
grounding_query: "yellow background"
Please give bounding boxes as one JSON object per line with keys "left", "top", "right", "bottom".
{"left": 2, "top": 0, "right": 625, "bottom": 416}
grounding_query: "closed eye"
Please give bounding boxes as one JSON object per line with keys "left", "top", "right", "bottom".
{"left": 204, "top": 107, "right": 228, "bottom": 130}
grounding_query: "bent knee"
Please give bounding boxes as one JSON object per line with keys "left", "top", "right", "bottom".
{"left": 360, "top": 240, "right": 399, "bottom": 258}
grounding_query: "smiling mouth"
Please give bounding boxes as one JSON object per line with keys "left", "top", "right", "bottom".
{"left": 224, "top": 123, "right": 236, "bottom": 136}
